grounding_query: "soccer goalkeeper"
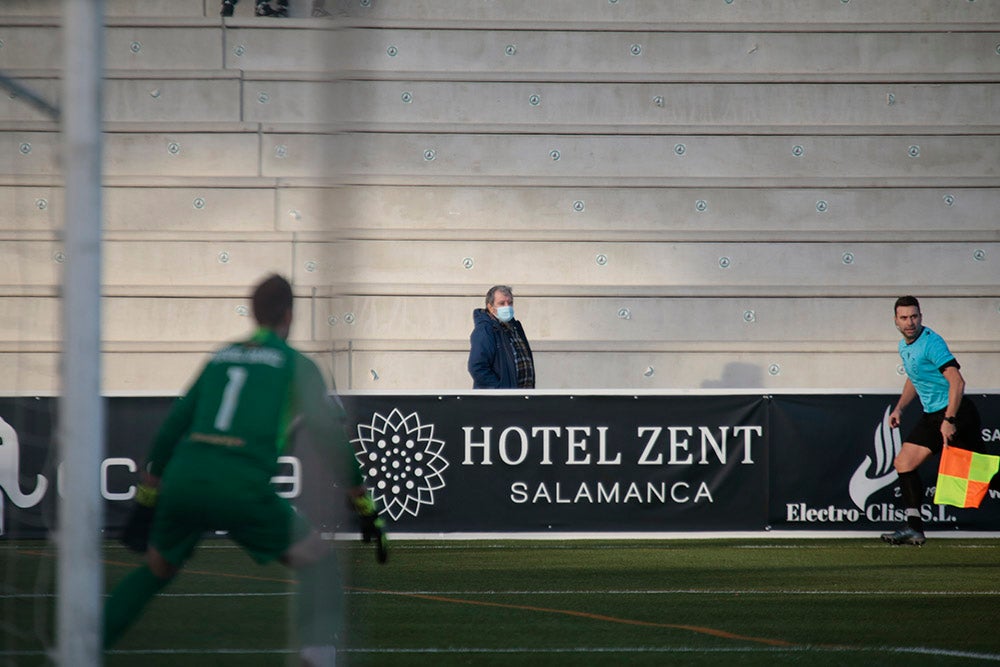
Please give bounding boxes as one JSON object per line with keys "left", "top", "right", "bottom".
{"left": 104, "top": 274, "right": 385, "bottom": 666}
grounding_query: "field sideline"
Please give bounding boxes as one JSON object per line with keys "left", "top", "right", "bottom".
{"left": 1, "top": 537, "right": 999, "bottom": 666}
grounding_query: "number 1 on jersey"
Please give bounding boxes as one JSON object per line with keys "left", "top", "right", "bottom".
{"left": 214, "top": 366, "right": 248, "bottom": 431}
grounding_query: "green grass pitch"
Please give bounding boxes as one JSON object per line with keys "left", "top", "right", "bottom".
{"left": 1, "top": 537, "right": 999, "bottom": 666}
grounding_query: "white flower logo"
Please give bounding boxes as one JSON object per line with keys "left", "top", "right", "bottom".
{"left": 351, "top": 408, "right": 448, "bottom": 521}
{"left": 847, "top": 406, "right": 900, "bottom": 510}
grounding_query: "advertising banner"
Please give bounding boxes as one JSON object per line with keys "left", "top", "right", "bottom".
{"left": 340, "top": 394, "right": 769, "bottom": 532}
{"left": 768, "top": 393, "right": 1000, "bottom": 531}
{"left": 0, "top": 393, "right": 997, "bottom": 538}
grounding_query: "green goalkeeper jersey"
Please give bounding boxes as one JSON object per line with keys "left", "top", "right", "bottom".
{"left": 147, "top": 328, "right": 362, "bottom": 487}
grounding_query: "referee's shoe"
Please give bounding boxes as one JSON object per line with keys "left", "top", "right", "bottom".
{"left": 880, "top": 526, "right": 926, "bottom": 546}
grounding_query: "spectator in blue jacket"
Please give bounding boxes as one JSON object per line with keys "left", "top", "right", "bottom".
{"left": 468, "top": 285, "right": 535, "bottom": 389}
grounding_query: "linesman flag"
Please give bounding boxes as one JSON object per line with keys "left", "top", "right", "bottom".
{"left": 934, "top": 445, "right": 1000, "bottom": 509}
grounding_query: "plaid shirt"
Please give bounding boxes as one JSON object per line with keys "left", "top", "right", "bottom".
{"left": 503, "top": 322, "right": 535, "bottom": 389}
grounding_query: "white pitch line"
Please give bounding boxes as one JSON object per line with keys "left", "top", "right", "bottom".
{"left": 732, "top": 543, "right": 1000, "bottom": 549}
{"left": 347, "top": 588, "right": 1000, "bottom": 597}
{"left": 0, "top": 645, "right": 963, "bottom": 661}
{"left": 341, "top": 646, "right": 1000, "bottom": 661}
{"left": 0, "top": 592, "right": 294, "bottom": 600}
{"left": 337, "top": 542, "right": 1000, "bottom": 551}
{"left": 325, "top": 531, "right": 1000, "bottom": 541}
{"left": 4, "top": 588, "right": 1000, "bottom": 600}
{"left": 6, "top": 540, "right": 1000, "bottom": 553}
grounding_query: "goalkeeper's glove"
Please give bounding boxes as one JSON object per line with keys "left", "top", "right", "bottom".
{"left": 120, "top": 483, "right": 158, "bottom": 553}
{"left": 351, "top": 493, "right": 388, "bottom": 564}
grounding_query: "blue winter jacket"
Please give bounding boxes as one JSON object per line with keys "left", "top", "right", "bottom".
{"left": 468, "top": 308, "right": 532, "bottom": 389}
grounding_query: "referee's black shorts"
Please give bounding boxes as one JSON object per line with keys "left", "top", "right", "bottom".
{"left": 904, "top": 396, "right": 982, "bottom": 454}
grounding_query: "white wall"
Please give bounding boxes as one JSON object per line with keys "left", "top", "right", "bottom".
{"left": 0, "top": 1, "right": 997, "bottom": 393}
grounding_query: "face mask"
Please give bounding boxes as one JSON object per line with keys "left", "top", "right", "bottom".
{"left": 495, "top": 305, "right": 514, "bottom": 323}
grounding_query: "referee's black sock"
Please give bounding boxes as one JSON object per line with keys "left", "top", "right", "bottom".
{"left": 898, "top": 470, "right": 924, "bottom": 532}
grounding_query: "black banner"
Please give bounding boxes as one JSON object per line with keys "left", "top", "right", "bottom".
{"left": 0, "top": 393, "right": 997, "bottom": 537}
{"left": 769, "top": 394, "right": 1000, "bottom": 531}
{"left": 341, "top": 394, "right": 768, "bottom": 532}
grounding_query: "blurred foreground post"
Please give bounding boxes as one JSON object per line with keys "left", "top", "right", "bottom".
{"left": 58, "top": 0, "right": 105, "bottom": 664}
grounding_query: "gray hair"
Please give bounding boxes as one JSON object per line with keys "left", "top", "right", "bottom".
{"left": 485, "top": 285, "right": 513, "bottom": 308}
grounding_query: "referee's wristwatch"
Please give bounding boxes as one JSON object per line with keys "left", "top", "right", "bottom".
{"left": 944, "top": 415, "right": 957, "bottom": 424}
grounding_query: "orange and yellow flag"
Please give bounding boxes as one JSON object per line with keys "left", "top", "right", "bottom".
{"left": 934, "top": 445, "right": 1000, "bottom": 509}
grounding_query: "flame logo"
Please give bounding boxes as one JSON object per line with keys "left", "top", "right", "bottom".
{"left": 847, "top": 406, "right": 900, "bottom": 510}
{"left": 0, "top": 416, "right": 49, "bottom": 536}
{"left": 351, "top": 408, "right": 448, "bottom": 522}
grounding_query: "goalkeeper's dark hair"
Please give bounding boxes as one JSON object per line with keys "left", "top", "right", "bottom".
{"left": 894, "top": 295, "right": 920, "bottom": 314}
{"left": 252, "top": 274, "right": 293, "bottom": 328}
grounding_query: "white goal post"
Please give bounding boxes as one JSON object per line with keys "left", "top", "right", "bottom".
{"left": 58, "top": 1, "right": 105, "bottom": 665}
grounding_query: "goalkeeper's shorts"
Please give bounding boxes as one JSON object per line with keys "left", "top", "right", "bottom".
{"left": 150, "top": 464, "right": 311, "bottom": 567}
